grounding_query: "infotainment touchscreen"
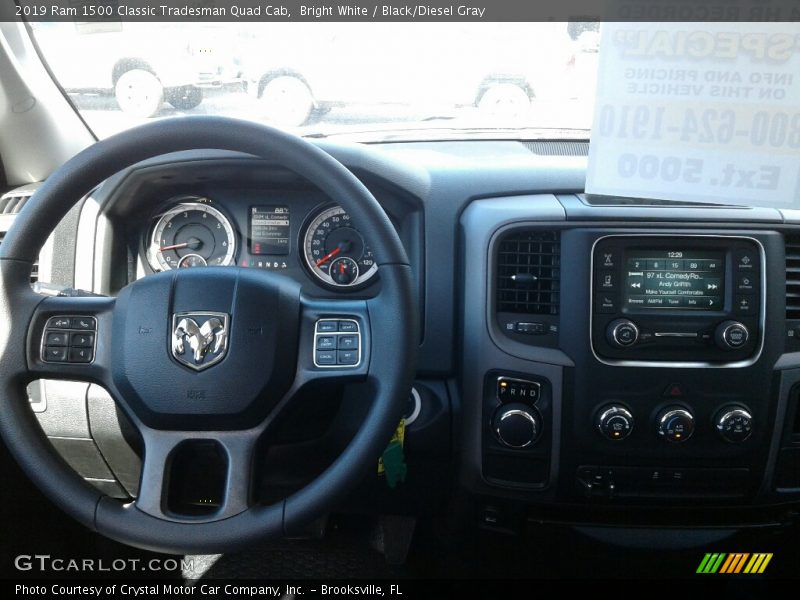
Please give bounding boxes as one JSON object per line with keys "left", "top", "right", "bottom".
{"left": 624, "top": 250, "right": 724, "bottom": 310}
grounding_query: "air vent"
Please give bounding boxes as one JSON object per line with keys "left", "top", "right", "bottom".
{"left": 0, "top": 231, "right": 38, "bottom": 284}
{"left": 496, "top": 230, "right": 560, "bottom": 315}
{"left": 786, "top": 233, "right": 800, "bottom": 319}
{"left": 0, "top": 183, "right": 39, "bottom": 214}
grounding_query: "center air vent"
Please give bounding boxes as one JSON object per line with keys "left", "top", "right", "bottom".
{"left": 496, "top": 230, "right": 560, "bottom": 315}
{"left": 0, "top": 183, "right": 39, "bottom": 214}
{"left": 787, "top": 233, "right": 800, "bottom": 320}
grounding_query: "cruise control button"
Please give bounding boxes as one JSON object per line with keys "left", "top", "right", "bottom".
{"left": 338, "top": 335, "right": 359, "bottom": 350}
{"left": 337, "top": 350, "right": 359, "bottom": 365}
{"left": 338, "top": 320, "right": 358, "bottom": 332}
{"left": 315, "top": 350, "right": 336, "bottom": 365}
{"left": 47, "top": 317, "right": 72, "bottom": 329}
{"left": 45, "top": 331, "right": 69, "bottom": 346}
{"left": 43, "top": 347, "right": 68, "bottom": 362}
{"left": 316, "top": 336, "right": 336, "bottom": 350}
{"left": 68, "top": 347, "right": 93, "bottom": 363}
{"left": 70, "top": 332, "right": 95, "bottom": 347}
{"left": 316, "top": 321, "right": 338, "bottom": 333}
{"left": 71, "top": 317, "right": 96, "bottom": 330}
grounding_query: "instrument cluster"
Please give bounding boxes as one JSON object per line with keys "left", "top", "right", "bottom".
{"left": 143, "top": 195, "right": 379, "bottom": 290}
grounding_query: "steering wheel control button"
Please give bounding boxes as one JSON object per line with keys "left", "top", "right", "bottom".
{"left": 337, "top": 335, "right": 358, "bottom": 350}
{"left": 596, "top": 405, "right": 634, "bottom": 441}
{"left": 45, "top": 331, "right": 69, "bottom": 346}
{"left": 337, "top": 350, "right": 359, "bottom": 365}
{"left": 496, "top": 376, "right": 540, "bottom": 404}
{"left": 715, "top": 406, "right": 754, "bottom": 443}
{"left": 70, "top": 333, "right": 95, "bottom": 347}
{"left": 42, "top": 315, "right": 98, "bottom": 364}
{"left": 313, "top": 319, "right": 362, "bottom": 368}
{"left": 71, "top": 316, "right": 96, "bottom": 330}
{"left": 47, "top": 316, "right": 72, "bottom": 329}
{"left": 337, "top": 321, "right": 358, "bottom": 332}
{"left": 656, "top": 407, "right": 695, "bottom": 443}
{"left": 316, "top": 336, "right": 336, "bottom": 350}
{"left": 314, "top": 350, "right": 336, "bottom": 365}
{"left": 316, "top": 321, "right": 338, "bottom": 333}
{"left": 43, "top": 347, "right": 68, "bottom": 362}
{"left": 69, "top": 347, "right": 94, "bottom": 363}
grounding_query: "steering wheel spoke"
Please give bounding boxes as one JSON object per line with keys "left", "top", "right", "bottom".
{"left": 135, "top": 427, "right": 260, "bottom": 523}
{"left": 26, "top": 295, "right": 115, "bottom": 385}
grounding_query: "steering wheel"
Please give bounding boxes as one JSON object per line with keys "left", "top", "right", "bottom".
{"left": 0, "top": 117, "right": 418, "bottom": 554}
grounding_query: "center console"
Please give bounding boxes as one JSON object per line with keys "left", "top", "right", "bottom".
{"left": 459, "top": 194, "right": 797, "bottom": 524}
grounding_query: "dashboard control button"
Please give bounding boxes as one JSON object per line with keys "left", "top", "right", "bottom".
{"left": 734, "top": 249, "right": 757, "bottom": 271}
{"left": 714, "top": 406, "right": 753, "bottom": 443}
{"left": 736, "top": 274, "right": 757, "bottom": 293}
{"left": 314, "top": 350, "right": 336, "bottom": 365}
{"left": 598, "top": 250, "right": 617, "bottom": 269}
{"left": 337, "top": 320, "right": 359, "bottom": 332}
{"left": 316, "top": 336, "right": 336, "bottom": 350}
{"left": 337, "top": 335, "right": 358, "bottom": 350}
{"left": 316, "top": 321, "right": 338, "bottom": 333}
{"left": 43, "top": 347, "right": 68, "bottom": 362}
{"left": 733, "top": 295, "right": 756, "bottom": 315}
{"left": 337, "top": 350, "right": 358, "bottom": 365}
{"left": 515, "top": 321, "right": 546, "bottom": 334}
{"left": 596, "top": 405, "right": 634, "bottom": 441}
{"left": 492, "top": 403, "right": 541, "bottom": 448}
{"left": 607, "top": 319, "right": 639, "bottom": 348}
{"left": 715, "top": 321, "right": 749, "bottom": 350}
{"left": 71, "top": 317, "right": 97, "bottom": 331}
{"left": 45, "top": 332, "right": 69, "bottom": 347}
{"left": 595, "top": 294, "right": 617, "bottom": 313}
{"left": 68, "top": 347, "right": 93, "bottom": 363}
{"left": 663, "top": 383, "right": 684, "bottom": 398}
{"left": 656, "top": 407, "right": 695, "bottom": 443}
{"left": 47, "top": 317, "right": 72, "bottom": 329}
{"left": 596, "top": 271, "right": 617, "bottom": 291}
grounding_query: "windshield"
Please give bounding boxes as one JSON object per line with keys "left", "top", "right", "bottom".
{"left": 28, "top": 22, "right": 598, "bottom": 140}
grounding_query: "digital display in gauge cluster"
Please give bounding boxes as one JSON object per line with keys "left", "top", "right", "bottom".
{"left": 249, "top": 205, "right": 290, "bottom": 255}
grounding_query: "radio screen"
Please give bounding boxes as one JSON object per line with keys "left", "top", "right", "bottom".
{"left": 250, "top": 205, "right": 290, "bottom": 255}
{"left": 624, "top": 250, "right": 724, "bottom": 310}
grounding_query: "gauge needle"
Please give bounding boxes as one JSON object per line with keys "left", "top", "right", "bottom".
{"left": 316, "top": 246, "right": 342, "bottom": 266}
{"left": 160, "top": 237, "right": 202, "bottom": 252}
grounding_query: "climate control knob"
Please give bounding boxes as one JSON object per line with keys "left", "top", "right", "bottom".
{"left": 715, "top": 320, "right": 749, "bottom": 350}
{"left": 656, "top": 407, "right": 694, "bottom": 442}
{"left": 492, "top": 403, "right": 541, "bottom": 448}
{"left": 596, "top": 405, "right": 634, "bottom": 441}
{"left": 606, "top": 319, "right": 639, "bottom": 348}
{"left": 714, "top": 406, "right": 753, "bottom": 443}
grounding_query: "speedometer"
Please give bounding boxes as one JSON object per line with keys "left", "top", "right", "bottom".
{"left": 302, "top": 205, "right": 378, "bottom": 287}
{"left": 146, "top": 198, "right": 237, "bottom": 272}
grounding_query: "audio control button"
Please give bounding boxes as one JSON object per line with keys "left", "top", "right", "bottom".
{"left": 607, "top": 319, "right": 639, "bottom": 348}
{"left": 715, "top": 321, "right": 749, "bottom": 350}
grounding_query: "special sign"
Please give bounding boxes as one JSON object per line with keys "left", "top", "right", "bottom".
{"left": 586, "top": 23, "right": 800, "bottom": 208}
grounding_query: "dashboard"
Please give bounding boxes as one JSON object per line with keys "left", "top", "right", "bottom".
{"left": 27, "top": 140, "right": 800, "bottom": 543}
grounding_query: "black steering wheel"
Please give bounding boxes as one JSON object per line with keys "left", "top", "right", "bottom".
{"left": 0, "top": 117, "right": 418, "bottom": 554}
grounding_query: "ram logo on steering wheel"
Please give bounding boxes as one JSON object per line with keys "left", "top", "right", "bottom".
{"left": 171, "top": 312, "right": 229, "bottom": 371}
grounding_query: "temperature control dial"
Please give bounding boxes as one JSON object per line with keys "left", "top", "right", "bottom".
{"left": 596, "top": 405, "right": 634, "bottom": 441}
{"left": 714, "top": 406, "right": 753, "bottom": 443}
{"left": 656, "top": 407, "right": 694, "bottom": 443}
{"left": 492, "top": 403, "right": 542, "bottom": 449}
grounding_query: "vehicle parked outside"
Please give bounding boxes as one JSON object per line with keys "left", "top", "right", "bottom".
{"left": 31, "top": 22, "right": 243, "bottom": 118}
{"left": 237, "top": 23, "right": 579, "bottom": 127}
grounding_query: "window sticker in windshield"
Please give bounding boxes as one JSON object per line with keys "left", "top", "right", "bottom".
{"left": 586, "top": 23, "right": 800, "bottom": 209}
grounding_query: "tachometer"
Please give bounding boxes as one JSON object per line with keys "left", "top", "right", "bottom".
{"left": 302, "top": 205, "right": 378, "bottom": 287}
{"left": 146, "top": 199, "right": 237, "bottom": 272}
